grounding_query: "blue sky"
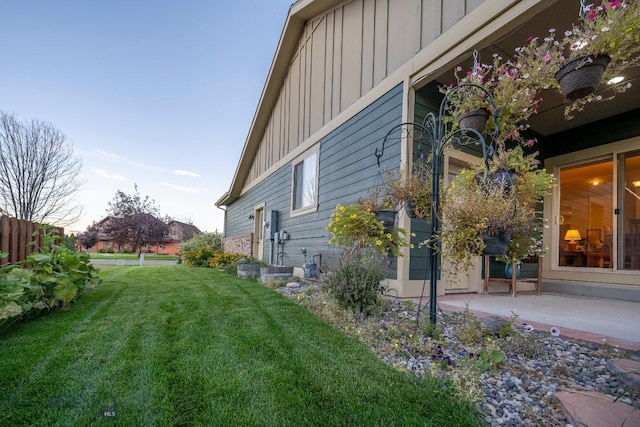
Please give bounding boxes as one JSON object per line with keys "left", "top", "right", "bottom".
{"left": 0, "top": 0, "right": 293, "bottom": 233}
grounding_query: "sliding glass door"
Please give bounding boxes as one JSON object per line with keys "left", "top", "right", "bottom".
{"left": 618, "top": 151, "right": 640, "bottom": 270}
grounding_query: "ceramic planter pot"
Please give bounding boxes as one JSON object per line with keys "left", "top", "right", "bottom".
{"left": 504, "top": 262, "right": 521, "bottom": 279}
{"left": 457, "top": 108, "right": 490, "bottom": 133}
{"left": 554, "top": 54, "right": 611, "bottom": 100}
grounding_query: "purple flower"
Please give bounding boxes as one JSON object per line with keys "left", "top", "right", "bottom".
{"left": 550, "top": 327, "right": 561, "bottom": 337}
{"left": 524, "top": 324, "right": 534, "bottom": 333}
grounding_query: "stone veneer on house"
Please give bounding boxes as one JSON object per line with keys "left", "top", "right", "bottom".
{"left": 222, "top": 233, "right": 253, "bottom": 256}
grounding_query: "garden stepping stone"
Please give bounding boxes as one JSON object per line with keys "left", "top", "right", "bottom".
{"left": 555, "top": 391, "right": 640, "bottom": 427}
{"left": 607, "top": 358, "right": 640, "bottom": 391}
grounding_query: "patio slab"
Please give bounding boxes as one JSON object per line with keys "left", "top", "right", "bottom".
{"left": 431, "top": 292, "right": 640, "bottom": 350}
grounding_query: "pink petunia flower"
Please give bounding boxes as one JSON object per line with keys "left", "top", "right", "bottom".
{"left": 550, "top": 327, "right": 561, "bottom": 337}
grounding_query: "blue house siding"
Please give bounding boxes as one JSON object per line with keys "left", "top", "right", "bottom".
{"left": 225, "top": 83, "right": 404, "bottom": 273}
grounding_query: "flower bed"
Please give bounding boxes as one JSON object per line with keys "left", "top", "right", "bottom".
{"left": 277, "top": 282, "right": 640, "bottom": 426}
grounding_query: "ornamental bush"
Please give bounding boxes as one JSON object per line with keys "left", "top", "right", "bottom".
{"left": 179, "top": 232, "right": 223, "bottom": 267}
{"left": 324, "top": 254, "right": 388, "bottom": 317}
{"left": 181, "top": 246, "right": 217, "bottom": 267}
{"left": 207, "top": 252, "right": 244, "bottom": 269}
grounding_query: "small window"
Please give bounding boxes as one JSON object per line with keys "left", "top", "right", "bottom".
{"left": 292, "top": 152, "right": 317, "bottom": 212}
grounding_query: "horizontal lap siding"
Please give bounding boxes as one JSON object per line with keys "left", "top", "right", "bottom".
{"left": 290, "top": 83, "right": 404, "bottom": 276}
{"left": 224, "top": 167, "right": 290, "bottom": 250}
{"left": 226, "top": 84, "right": 403, "bottom": 272}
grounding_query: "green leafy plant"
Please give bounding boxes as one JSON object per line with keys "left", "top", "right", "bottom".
{"left": 436, "top": 148, "right": 553, "bottom": 278}
{"left": 477, "top": 349, "right": 505, "bottom": 372}
{"left": 438, "top": 165, "right": 517, "bottom": 275}
{"left": 384, "top": 160, "right": 433, "bottom": 219}
{"left": 494, "top": 147, "right": 554, "bottom": 265}
{"left": 236, "top": 257, "right": 266, "bottom": 265}
{"left": 327, "top": 203, "right": 413, "bottom": 259}
{"left": 207, "top": 251, "right": 245, "bottom": 269}
{"left": 441, "top": 54, "right": 544, "bottom": 147}
{"left": 179, "top": 231, "right": 223, "bottom": 267}
{"left": 0, "top": 225, "right": 100, "bottom": 332}
{"left": 324, "top": 254, "right": 388, "bottom": 317}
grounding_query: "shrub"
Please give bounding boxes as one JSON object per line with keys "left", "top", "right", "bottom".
{"left": 324, "top": 254, "right": 388, "bottom": 317}
{"left": 179, "top": 232, "right": 222, "bottom": 253}
{"left": 182, "top": 246, "right": 218, "bottom": 267}
{"left": 207, "top": 252, "right": 244, "bottom": 269}
{"left": 179, "top": 232, "right": 223, "bottom": 267}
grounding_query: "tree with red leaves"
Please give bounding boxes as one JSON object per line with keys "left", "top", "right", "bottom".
{"left": 104, "top": 184, "right": 169, "bottom": 254}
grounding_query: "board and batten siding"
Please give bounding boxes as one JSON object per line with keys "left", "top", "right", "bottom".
{"left": 245, "top": 0, "right": 485, "bottom": 187}
{"left": 226, "top": 84, "right": 403, "bottom": 270}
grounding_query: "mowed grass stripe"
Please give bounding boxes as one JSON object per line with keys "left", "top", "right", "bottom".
{"left": 1, "top": 265, "right": 482, "bottom": 426}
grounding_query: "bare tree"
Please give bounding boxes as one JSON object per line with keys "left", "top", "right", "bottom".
{"left": 0, "top": 112, "right": 83, "bottom": 225}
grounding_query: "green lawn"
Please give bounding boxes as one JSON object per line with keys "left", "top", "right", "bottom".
{"left": 88, "top": 253, "right": 177, "bottom": 260}
{"left": 0, "top": 266, "right": 482, "bottom": 426}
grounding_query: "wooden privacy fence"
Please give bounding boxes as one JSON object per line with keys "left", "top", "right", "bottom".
{"left": 0, "top": 216, "right": 63, "bottom": 265}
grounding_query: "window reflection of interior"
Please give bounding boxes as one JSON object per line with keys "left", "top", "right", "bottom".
{"left": 558, "top": 159, "right": 613, "bottom": 268}
{"left": 620, "top": 151, "right": 640, "bottom": 270}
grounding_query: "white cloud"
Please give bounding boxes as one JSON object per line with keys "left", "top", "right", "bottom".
{"left": 95, "top": 149, "right": 163, "bottom": 171}
{"left": 174, "top": 169, "right": 201, "bottom": 178}
{"left": 91, "top": 168, "right": 124, "bottom": 181}
{"left": 158, "top": 181, "right": 199, "bottom": 193}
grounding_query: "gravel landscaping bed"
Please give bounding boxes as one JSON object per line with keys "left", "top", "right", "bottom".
{"left": 278, "top": 281, "right": 640, "bottom": 426}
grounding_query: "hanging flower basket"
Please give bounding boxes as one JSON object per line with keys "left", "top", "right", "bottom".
{"left": 375, "top": 209, "right": 397, "bottom": 233}
{"left": 457, "top": 108, "right": 490, "bottom": 133}
{"left": 554, "top": 54, "right": 611, "bottom": 100}
{"left": 481, "top": 229, "right": 511, "bottom": 256}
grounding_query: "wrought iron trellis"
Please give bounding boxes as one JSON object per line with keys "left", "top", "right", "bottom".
{"left": 375, "top": 82, "right": 514, "bottom": 324}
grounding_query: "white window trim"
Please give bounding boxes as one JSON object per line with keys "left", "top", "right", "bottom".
{"left": 290, "top": 148, "right": 319, "bottom": 217}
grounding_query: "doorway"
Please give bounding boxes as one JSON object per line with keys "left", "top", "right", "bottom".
{"left": 443, "top": 152, "right": 483, "bottom": 292}
{"left": 253, "top": 205, "right": 265, "bottom": 260}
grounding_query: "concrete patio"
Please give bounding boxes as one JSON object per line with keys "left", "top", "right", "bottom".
{"left": 428, "top": 291, "right": 640, "bottom": 351}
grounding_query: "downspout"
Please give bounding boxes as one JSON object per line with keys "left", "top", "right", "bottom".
{"left": 215, "top": 205, "right": 226, "bottom": 251}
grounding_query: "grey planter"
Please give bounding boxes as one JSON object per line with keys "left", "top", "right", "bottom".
{"left": 237, "top": 263, "right": 260, "bottom": 278}
{"left": 260, "top": 266, "right": 294, "bottom": 284}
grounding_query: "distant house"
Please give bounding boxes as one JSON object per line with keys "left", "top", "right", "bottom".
{"left": 86, "top": 217, "right": 201, "bottom": 255}
{"left": 160, "top": 220, "right": 202, "bottom": 255}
